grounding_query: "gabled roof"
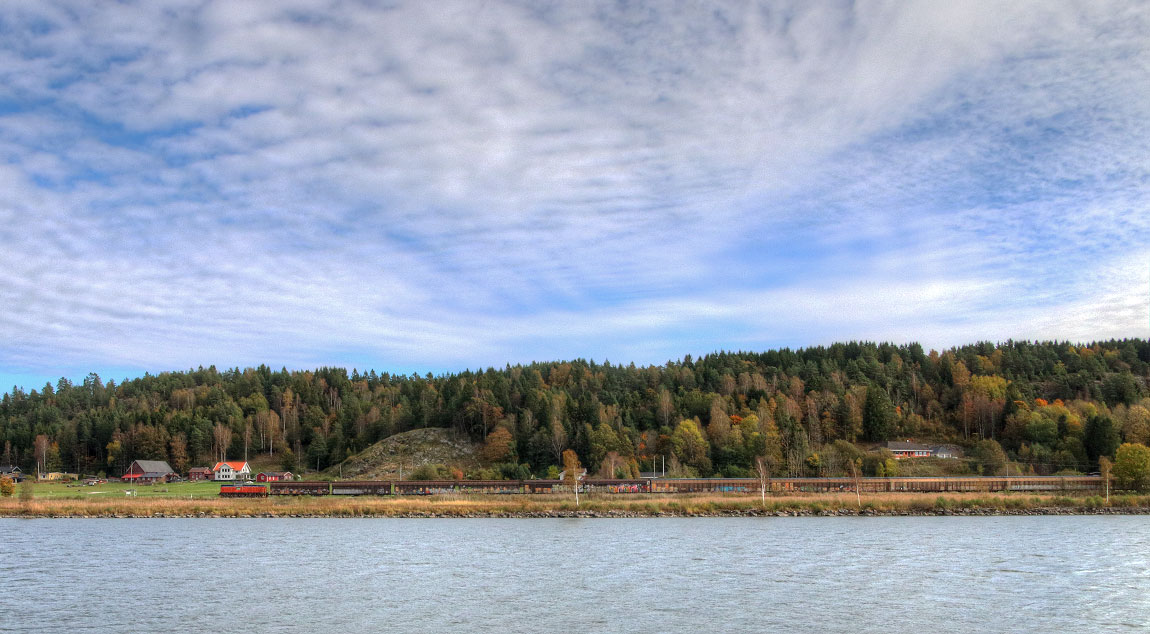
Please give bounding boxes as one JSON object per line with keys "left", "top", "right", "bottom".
{"left": 189, "top": 467, "right": 212, "bottom": 472}
{"left": 259, "top": 471, "right": 292, "bottom": 477}
{"left": 212, "top": 461, "right": 249, "bottom": 471}
{"left": 884, "top": 441, "right": 931, "bottom": 451}
{"left": 130, "top": 460, "right": 176, "bottom": 474}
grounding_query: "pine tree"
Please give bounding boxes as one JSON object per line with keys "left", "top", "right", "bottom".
{"left": 862, "top": 385, "right": 894, "bottom": 442}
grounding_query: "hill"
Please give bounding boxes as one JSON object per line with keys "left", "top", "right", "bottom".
{"left": 327, "top": 427, "right": 481, "bottom": 480}
{"left": 2, "top": 339, "right": 1148, "bottom": 480}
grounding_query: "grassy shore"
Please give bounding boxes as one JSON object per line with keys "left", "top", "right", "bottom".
{"left": 19, "top": 480, "right": 223, "bottom": 499}
{"left": 4, "top": 488, "right": 1150, "bottom": 518}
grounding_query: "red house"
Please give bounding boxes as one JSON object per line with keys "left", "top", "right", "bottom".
{"left": 884, "top": 441, "right": 933, "bottom": 459}
{"left": 188, "top": 467, "right": 212, "bottom": 481}
{"left": 122, "top": 460, "right": 177, "bottom": 483}
{"left": 256, "top": 471, "right": 294, "bottom": 482}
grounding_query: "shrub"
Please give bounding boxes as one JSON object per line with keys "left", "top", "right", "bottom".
{"left": 970, "top": 439, "right": 1007, "bottom": 475}
{"left": 1113, "top": 443, "right": 1150, "bottom": 492}
{"left": 883, "top": 458, "right": 899, "bottom": 477}
{"left": 19, "top": 480, "right": 34, "bottom": 501}
{"left": 0, "top": 477, "right": 13, "bottom": 497}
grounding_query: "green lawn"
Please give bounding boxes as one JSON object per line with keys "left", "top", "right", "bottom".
{"left": 25, "top": 480, "right": 225, "bottom": 499}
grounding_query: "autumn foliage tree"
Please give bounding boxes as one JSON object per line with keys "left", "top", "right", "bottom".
{"left": 670, "top": 419, "right": 711, "bottom": 476}
{"left": 0, "top": 341, "right": 1146, "bottom": 480}
{"left": 482, "top": 427, "right": 516, "bottom": 463}
{"left": 1114, "top": 443, "right": 1150, "bottom": 492}
{"left": 562, "top": 449, "right": 582, "bottom": 507}
{"left": 169, "top": 433, "right": 189, "bottom": 474}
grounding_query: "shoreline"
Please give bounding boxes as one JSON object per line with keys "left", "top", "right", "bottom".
{"left": 4, "top": 492, "right": 1149, "bottom": 518}
{"left": 4, "top": 507, "right": 1150, "bottom": 519}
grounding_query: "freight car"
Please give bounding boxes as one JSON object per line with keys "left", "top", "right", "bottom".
{"left": 252, "top": 475, "right": 1102, "bottom": 498}
{"left": 268, "top": 481, "right": 333, "bottom": 496}
{"left": 331, "top": 481, "right": 393, "bottom": 495}
{"left": 650, "top": 475, "right": 1102, "bottom": 494}
{"left": 218, "top": 483, "right": 269, "bottom": 498}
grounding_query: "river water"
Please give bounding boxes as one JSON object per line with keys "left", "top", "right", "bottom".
{"left": 2, "top": 516, "right": 1148, "bottom": 633}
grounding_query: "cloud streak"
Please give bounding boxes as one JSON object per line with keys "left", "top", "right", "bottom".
{"left": 0, "top": 0, "right": 1147, "bottom": 388}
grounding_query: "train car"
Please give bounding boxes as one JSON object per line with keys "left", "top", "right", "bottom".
{"left": 269, "top": 481, "right": 332, "bottom": 496}
{"left": 235, "top": 475, "right": 1104, "bottom": 498}
{"left": 331, "top": 480, "right": 393, "bottom": 495}
{"left": 650, "top": 478, "right": 760, "bottom": 493}
{"left": 454, "top": 480, "right": 528, "bottom": 494}
{"left": 526, "top": 479, "right": 562, "bottom": 493}
{"left": 219, "top": 483, "right": 268, "bottom": 498}
{"left": 648, "top": 476, "right": 1103, "bottom": 494}
{"left": 582, "top": 479, "right": 650, "bottom": 493}
{"left": 393, "top": 480, "right": 456, "bottom": 495}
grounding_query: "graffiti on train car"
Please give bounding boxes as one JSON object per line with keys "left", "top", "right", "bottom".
{"left": 245, "top": 475, "right": 1102, "bottom": 498}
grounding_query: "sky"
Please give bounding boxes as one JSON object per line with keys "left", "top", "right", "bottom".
{"left": 1, "top": 0, "right": 1148, "bottom": 392}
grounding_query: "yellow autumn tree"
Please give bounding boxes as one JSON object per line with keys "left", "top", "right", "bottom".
{"left": 562, "top": 449, "right": 582, "bottom": 506}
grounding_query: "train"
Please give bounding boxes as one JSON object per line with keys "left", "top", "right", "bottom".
{"left": 218, "top": 475, "right": 1102, "bottom": 497}
{"left": 218, "top": 482, "right": 270, "bottom": 498}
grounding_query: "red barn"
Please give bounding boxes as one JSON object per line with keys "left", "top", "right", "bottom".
{"left": 122, "top": 460, "right": 177, "bottom": 483}
{"left": 256, "top": 471, "right": 294, "bottom": 482}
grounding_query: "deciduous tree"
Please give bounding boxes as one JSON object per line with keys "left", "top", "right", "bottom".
{"left": 1114, "top": 443, "right": 1150, "bottom": 492}
{"left": 562, "top": 449, "right": 582, "bottom": 507}
{"left": 754, "top": 455, "right": 774, "bottom": 507}
{"left": 482, "top": 427, "right": 516, "bottom": 463}
{"left": 169, "top": 433, "right": 189, "bottom": 474}
{"left": 1099, "top": 456, "right": 1112, "bottom": 503}
{"left": 212, "top": 423, "right": 233, "bottom": 463}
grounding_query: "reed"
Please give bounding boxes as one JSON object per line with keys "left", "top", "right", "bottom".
{"left": 4, "top": 490, "right": 1150, "bottom": 518}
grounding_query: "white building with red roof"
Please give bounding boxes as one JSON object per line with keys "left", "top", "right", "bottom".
{"left": 211, "top": 461, "right": 251, "bottom": 481}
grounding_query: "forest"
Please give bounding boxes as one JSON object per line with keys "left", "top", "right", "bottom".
{"left": 1, "top": 339, "right": 1148, "bottom": 481}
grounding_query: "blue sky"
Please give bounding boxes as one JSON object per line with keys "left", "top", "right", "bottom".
{"left": 1, "top": 1, "right": 1148, "bottom": 392}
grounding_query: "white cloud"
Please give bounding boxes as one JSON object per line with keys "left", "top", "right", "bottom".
{"left": 0, "top": 1, "right": 1147, "bottom": 385}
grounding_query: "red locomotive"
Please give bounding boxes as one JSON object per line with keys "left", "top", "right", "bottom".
{"left": 219, "top": 482, "right": 268, "bottom": 498}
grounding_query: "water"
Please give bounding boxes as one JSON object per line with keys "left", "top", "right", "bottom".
{"left": 2, "top": 517, "right": 1149, "bottom": 633}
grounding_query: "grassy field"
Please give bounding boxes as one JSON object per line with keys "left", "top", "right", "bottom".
{"left": 20, "top": 480, "right": 224, "bottom": 499}
{"left": 4, "top": 483, "right": 1149, "bottom": 517}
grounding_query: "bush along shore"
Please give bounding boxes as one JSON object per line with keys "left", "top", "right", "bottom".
{"left": 4, "top": 492, "right": 1150, "bottom": 518}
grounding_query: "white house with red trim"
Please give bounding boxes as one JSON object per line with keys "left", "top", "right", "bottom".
{"left": 211, "top": 461, "right": 251, "bottom": 481}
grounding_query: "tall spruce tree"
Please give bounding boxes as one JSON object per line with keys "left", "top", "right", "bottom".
{"left": 863, "top": 384, "right": 894, "bottom": 442}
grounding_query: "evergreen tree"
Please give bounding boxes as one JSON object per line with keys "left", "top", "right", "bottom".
{"left": 862, "top": 385, "right": 894, "bottom": 442}
{"left": 1084, "top": 415, "right": 1120, "bottom": 466}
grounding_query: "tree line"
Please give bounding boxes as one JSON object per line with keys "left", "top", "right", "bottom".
{"left": 1, "top": 339, "right": 1148, "bottom": 481}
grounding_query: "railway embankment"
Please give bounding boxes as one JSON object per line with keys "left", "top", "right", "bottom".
{"left": 5, "top": 493, "right": 1150, "bottom": 518}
